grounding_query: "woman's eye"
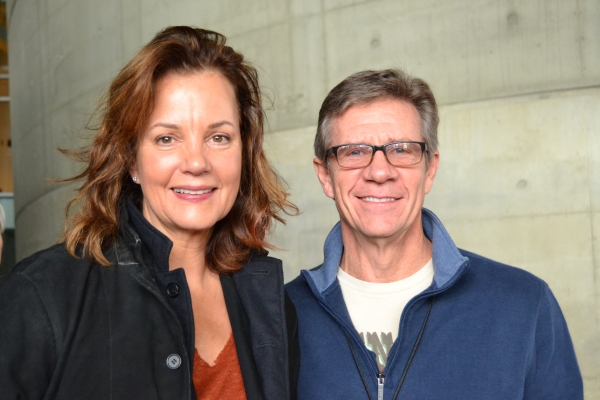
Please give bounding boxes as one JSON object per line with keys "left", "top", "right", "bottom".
{"left": 156, "top": 136, "right": 174, "bottom": 145}
{"left": 210, "top": 135, "right": 230, "bottom": 144}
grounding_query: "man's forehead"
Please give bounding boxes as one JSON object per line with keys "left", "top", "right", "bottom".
{"left": 330, "top": 99, "right": 422, "bottom": 144}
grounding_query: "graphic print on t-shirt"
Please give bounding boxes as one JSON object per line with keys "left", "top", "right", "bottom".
{"left": 337, "top": 260, "right": 434, "bottom": 370}
{"left": 359, "top": 332, "right": 393, "bottom": 370}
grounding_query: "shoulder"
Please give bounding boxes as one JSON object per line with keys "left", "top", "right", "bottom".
{"left": 0, "top": 244, "right": 89, "bottom": 345}
{"left": 0, "top": 244, "right": 100, "bottom": 318}
{"left": 460, "top": 249, "right": 546, "bottom": 284}
{"left": 285, "top": 272, "right": 308, "bottom": 291}
{"left": 0, "top": 242, "right": 126, "bottom": 315}
{"left": 284, "top": 271, "right": 314, "bottom": 306}
{"left": 456, "top": 249, "right": 548, "bottom": 302}
{"left": 3, "top": 243, "right": 92, "bottom": 282}
{"left": 243, "top": 254, "right": 283, "bottom": 272}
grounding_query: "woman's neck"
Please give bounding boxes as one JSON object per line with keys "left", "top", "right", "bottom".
{"left": 167, "top": 235, "right": 213, "bottom": 282}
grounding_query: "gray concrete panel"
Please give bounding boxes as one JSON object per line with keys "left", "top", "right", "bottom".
{"left": 15, "top": 184, "right": 75, "bottom": 259}
{"left": 323, "top": 0, "right": 600, "bottom": 104}
{"left": 45, "top": 88, "right": 106, "bottom": 181}
{"left": 290, "top": 0, "right": 321, "bottom": 17}
{"left": 266, "top": 126, "right": 339, "bottom": 279}
{"left": 37, "top": 0, "right": 71, "bottom": 20}
{"left": 229, "top": 18, "right": 327, "bottom": 132}
{"left": 118, "top": 1, "right": 144, "bottom": 60}
{"left": 38, "top": 0, "right": 124, "bottom": 111}
{"left": 9, "top": 4, "right": 44, "bottom": 139}
{"left": 140, "top": 0, "right": 288, "bottom": 38}
{"left": 12, "top": 126, "right": 49, "bottom": 213}
{"left": 428, "top": 88, "right": 600, "bottom": 221}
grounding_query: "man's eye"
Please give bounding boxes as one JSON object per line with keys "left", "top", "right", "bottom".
{"left": 342, "top": 146, "right": 368, "bottom": 157}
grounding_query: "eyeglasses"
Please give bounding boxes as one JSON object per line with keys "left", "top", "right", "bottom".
{"left": 326, "top": 141, "right": 427, "bottom": 169}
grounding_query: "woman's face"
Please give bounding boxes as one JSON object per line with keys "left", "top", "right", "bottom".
{"left": 130, "top": 71, "right": 242, "bottom": 243}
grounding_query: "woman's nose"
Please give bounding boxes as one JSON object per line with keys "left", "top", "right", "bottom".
{"left": 181, "top": 142, "right": 211, "bottom": 174}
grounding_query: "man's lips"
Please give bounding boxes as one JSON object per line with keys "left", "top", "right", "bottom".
{"left": 359, "top": 196, "right": 399, "bottom": 203}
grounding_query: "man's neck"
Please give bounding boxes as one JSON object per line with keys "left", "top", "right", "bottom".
{"left": 339, "top": 221, "right": 432, "bottom": 283}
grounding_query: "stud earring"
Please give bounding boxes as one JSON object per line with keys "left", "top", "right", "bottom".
{"left": 132, "top": 176, "right": 138, "bottom": 183}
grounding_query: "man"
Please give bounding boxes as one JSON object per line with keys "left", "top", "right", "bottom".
{"left": 285, "top": 69, "right": 583, "bottom": 399}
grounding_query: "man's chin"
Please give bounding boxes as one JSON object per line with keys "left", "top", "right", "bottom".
{"left": 352, "top": 224, "right": 407, "bottom": 240}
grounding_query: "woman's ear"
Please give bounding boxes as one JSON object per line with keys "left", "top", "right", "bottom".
{"left": 129, "top": 166, "right": 140, "bottom": 184}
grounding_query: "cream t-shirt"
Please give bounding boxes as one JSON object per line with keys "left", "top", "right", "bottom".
{"left": 337, "top": 259, "right": 434, "bottom": 370}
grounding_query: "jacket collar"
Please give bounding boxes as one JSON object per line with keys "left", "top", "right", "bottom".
{"left": 120, "top": 199, "right": 174, "bottom": 273}
{"left": 302, "top": 208, "right": 468, "bottom": 296}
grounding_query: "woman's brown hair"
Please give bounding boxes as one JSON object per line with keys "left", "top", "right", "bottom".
{"left": 61, "top": 26, "right": 297, "bottom": 273}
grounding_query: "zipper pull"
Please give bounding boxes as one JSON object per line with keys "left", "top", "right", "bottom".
{"left": 377, "top": 372, "right": 385, "bottom": 400}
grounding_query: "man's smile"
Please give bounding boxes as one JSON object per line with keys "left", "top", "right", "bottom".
{"left": 359, "top": 196, "right": 399, "bottom": 203}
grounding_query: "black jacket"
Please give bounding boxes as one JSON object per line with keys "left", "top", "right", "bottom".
{"left": 0, "top": 205, "right": 298, "bottom": 400}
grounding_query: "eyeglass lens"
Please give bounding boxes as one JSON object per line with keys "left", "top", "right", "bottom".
{"left": 336, "top": 142, "right": 423, "bottom": 168}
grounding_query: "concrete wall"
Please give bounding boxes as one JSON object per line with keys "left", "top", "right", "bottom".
{"left": 7, "top": 0, "right": 599, "bottom": 395}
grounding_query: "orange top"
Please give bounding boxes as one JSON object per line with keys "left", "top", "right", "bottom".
{"left": 193, "top": 333, "right": 247, "bottom": 400}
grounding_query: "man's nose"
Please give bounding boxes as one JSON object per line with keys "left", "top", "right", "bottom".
{"left": 372, "top": 147, "right": 387, "bottom": 161}
{"left": 363, "top": 148, "right": 396, "bottom": 181}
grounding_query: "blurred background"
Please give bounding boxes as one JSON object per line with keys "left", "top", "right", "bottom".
{"left": 1, "top": 0, "right": 598, "bottom": 395}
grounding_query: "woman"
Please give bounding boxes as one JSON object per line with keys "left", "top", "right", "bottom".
{"left": 0, "top": 26, "right": 298, "bottom": 399}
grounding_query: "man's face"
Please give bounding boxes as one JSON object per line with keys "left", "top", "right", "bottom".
{"left": 314, "top": 99, "right": 439, "bottom": 242}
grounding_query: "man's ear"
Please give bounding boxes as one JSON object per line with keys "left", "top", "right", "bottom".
{"left": 424, "top": 150, "right": 439, "bottom": 194}
{"left": 314, "top": 157, "right": 335, "bottom": 199}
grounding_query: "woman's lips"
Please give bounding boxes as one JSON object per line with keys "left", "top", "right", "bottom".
{"left": 173, "top": 188, "right": 214, "bottom": 195}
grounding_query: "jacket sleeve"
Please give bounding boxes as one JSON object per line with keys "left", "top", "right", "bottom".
{"left": 524, "top": 283, "right": 583, "bottom": 399}
{"left": 285, "top": 290, "right": 299, "bottom": 400}
{"left": 0, "top": 271, "right": 57, "bottom": 399}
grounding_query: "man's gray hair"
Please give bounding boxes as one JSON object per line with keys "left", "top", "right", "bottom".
{"left": 314, "top": 69, "right": 439, "bottom": 163}
{"left": 0, "top": 204, "right": 5, "bottom": 234}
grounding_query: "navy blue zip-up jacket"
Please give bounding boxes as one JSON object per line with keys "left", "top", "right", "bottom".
{"left": 286, "top": 208, "right": 583, "bottom": 400}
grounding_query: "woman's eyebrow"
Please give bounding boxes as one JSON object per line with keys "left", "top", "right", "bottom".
{"left": 146, "top": 121, "right": 234, "bottom": 131}
{"left": 207, "top": 120, "right": 235, "bottom": 129}
{"left": 147, "top": 122, "right": 181, "bottom": 131}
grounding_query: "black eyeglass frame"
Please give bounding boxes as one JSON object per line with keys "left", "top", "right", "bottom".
{"left": 326, "top": 141, "right": 428, "bottom": 168}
